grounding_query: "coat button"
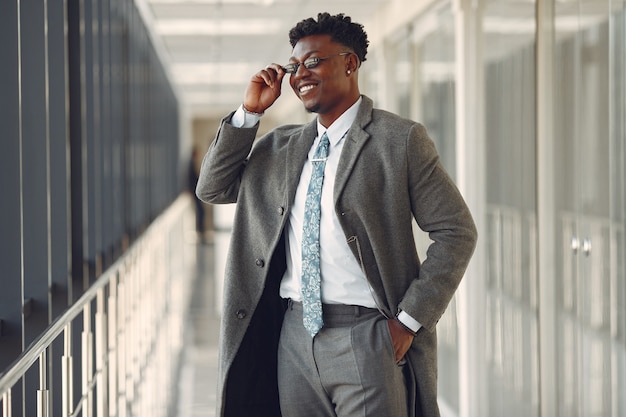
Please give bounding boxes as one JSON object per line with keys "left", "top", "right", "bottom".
{"left": 236, "top": 309, "right": 247, "bottom": 319}
{"left": 278, "top": 206, "right": 285, "bottom": 215}
{"left": 255, "top": 258, "right": 265, "bottom": 267}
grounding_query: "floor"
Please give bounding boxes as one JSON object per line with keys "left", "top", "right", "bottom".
{"left": 175, "top": 238, "right": 220, "bottom": 417}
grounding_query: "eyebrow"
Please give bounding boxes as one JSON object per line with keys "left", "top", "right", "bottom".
{"left": 289, "top": 50, "right": 321, "bottom": 61}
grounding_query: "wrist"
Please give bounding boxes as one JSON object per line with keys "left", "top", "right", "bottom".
{"left": 395, "top": 311, "right": 417, "bottom": 337}
{"left": 395, "top": 319, "right": 417, "bottom": 337}
{"left": 242, "top": 104, "right": 264, "bottom": 116}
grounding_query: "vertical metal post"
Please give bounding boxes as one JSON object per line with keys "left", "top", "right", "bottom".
{"left": 37, "top": 389, "right": 49, "bottom": 417}
{"left": 157, "top": 234, "right": 167, "bottom": 416}
{"left": 37, "top": 350, "right": 50, "bottom": 417}
{"left": 95, "top": 287, "right": 108, "bottom": 416}
{"left": 127, "top": 254, "right": 136, "bottom": 415}
{"left": 138, "top": 245, "right": 147, "bottom": 415}
{"left": 81, "top": 303, "right": 93, "bottom": 417}
{"left": 152, "top": 240, "right": 160, "bottom": 415}
{"left": 62, "top": 325, "right": 73, "bottom": 417}
{"left": 2, "top": 390, "right": 12, "bottom": 417}
{"left": 108, "top": 273, "right": 118, "bottom": 416}
{"left": 117, "top": 271, "right": 126, "bottom": 417}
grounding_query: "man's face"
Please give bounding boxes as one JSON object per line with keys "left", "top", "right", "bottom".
{"left": 288, "top": 34, "right": 354, "bottom": 121}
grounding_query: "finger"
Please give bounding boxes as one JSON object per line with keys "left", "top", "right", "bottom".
{"left": 258, "top": 70, "right": 274, "bottom": 88}
{"left": 264, "top": 64, "right": 285, "bottom": 87}
{"left": 260, "top": 69, "right": 279, "bottom": 89}
{"left": 265, "top": 63, "right": 282, "bottom": 74}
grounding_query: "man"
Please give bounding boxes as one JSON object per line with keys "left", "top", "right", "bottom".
{"left": 196, "top": 12, "right": 477, "bottom": 417}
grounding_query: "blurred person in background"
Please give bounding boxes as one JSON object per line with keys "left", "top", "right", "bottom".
{"left": 188, "top": 147, "right": 206, "bottom": 241}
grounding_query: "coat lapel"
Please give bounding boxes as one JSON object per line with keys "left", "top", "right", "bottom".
{"left": 334, "top": 96, "right": 374, "bottom": 203}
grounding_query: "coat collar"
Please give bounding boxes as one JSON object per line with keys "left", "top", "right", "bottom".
{"left": 334, "top": 95, "right": 374, "bottom": 203}
{"left": 283, "top": 95, "right": 375, "bottom": 207}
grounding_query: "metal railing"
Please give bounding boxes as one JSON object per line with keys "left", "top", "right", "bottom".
{"left": 0, "top": 195, "right": 196, "bottom": 416}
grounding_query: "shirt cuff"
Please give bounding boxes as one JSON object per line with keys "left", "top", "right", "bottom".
{"left": 231, "top": 104, "right": 262, "bottom": 128}
{"left": 397, "top": 310, "right": 422, "bottom": 333}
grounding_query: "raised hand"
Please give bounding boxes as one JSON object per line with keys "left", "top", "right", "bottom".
{"left": 243, "top": 63, "right": 286, "bottom": 114}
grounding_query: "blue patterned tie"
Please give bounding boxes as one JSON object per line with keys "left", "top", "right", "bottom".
{"left": 301, "top": 132, "right": 330, "bottom": 337}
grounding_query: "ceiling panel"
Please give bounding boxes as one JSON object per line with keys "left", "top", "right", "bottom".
{"left": 142, "top": 0, "right": 388, "bottom": 117}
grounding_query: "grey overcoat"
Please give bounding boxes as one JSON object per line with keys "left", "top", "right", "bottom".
{"left": 196, "top": 95, "right": 477, "bottom": 417}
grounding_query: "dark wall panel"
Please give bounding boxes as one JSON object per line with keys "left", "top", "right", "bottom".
{"left": 20, "top": 3, "right": 52, "bottom": 414}
{"left": 20, "top": 0, "right": 50, "bottom": 348}
{"left": 47, "top": 2, "right": 71, "bottom": 415}
{"left": 49, "top": 0, "right": 71, "bottom": 319}
{"left": 1, "top": 0, "right": 181, "bottom": 414}
{"left": 0, "top": 0, "right": 24, "bottom": 373}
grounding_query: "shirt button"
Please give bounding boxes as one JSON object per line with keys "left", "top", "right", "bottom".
{"left": 255, "top": 258, "right": 265, "bottom": 267}
{"left": 278, "top": 206, "right": 285, "bottom": 215}
{"left": 236, "top": 309, "right": 247, "bottom": 319}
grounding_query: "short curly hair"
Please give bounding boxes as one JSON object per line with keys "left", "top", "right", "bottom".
{"left": 288, "top": 12, "right": 369, "bottom": 63}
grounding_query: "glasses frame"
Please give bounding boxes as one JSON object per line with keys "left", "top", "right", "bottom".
{"left": 282, "top": 52, "right": 351, "bottom": 74}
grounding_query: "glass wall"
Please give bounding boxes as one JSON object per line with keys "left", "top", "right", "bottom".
{"left": 612, "top": 6, "right": 626, "bottom": 416}
{"left": 366, "top": 0, "right": 626, "bottom": 415}
{"left": 414, "top": 6, "right": 457, "bottom": 179}
{"left": 482, "top": 0, "right": 539, "bottom": 415}
{"left": 363, "top": 22, "right": 462, "bottom": 410}
{"left": 390, "top": 30, "right": 413, "bottom": 120}
{"left": 410, "top": 5, "right": 460, "bottom": 411}
{"left": 553, "top": 1, "right": 626, "bottom": 415}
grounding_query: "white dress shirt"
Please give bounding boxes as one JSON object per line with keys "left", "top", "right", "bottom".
{"left": 278, "top": 98, "right": 378, "bottom": 308}
{"left": 231, "top": 99, "right": 420, "bottom": 332}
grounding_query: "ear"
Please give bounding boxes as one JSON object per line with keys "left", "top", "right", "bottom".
{"left": 346, "top": 53, "right": 359, "bottom": 74}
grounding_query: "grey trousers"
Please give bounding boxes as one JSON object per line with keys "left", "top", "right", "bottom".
{"left": 277, "top": 300, "right": 409, "bottom": 417}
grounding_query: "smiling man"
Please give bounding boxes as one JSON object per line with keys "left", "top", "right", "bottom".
{"left": 196, "top": 12, "right": 477, "bottom": 417}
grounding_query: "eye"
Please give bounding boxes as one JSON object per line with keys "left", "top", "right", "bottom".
{"left": 283, "top": 63, "right": 298, "bottom": 74}
{"left": 303, "top": 57, "right": 321, "bottom": 69}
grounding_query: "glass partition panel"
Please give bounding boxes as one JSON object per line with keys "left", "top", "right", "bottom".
{"left": 414, "top": 6, "right": 456, "bottom": 178}
{"left": 410, "top": 3, "right": 459, "bottom": 411}
{"left": 553, "top": 1, "right": 624, "bottom": 415}
{"left": 482, "top": 0, "right": 538, "bottom": 415}
{"left": 360, "top": 49, "right": 381, "bottom": 105}
{"left": 609, "top": 2, "right": 626, "bottom": 416}
{"left": 377, "top": 4, "right": 461, "bottom": 411}
{"left": 393, "top": 32, "right": 413, "bottom": 120}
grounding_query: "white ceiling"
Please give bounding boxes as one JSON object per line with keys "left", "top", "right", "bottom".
{"left": 140, "top": 0, "right": 389, "bottom": 118}
{"left": 137, "top": 0, "right": 613, "bottom": 119}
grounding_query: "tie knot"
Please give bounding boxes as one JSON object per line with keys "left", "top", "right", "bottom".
{"left": 314, "top": 132, "right": 330, "bottom": 160}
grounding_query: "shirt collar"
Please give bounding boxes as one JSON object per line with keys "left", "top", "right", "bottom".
{"left": 316, "top": 96, "right": 363, "bottom": 146}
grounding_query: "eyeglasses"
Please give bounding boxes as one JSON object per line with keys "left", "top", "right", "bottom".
{"left": 282, "top": 52, "right": 351, "bottom": 74}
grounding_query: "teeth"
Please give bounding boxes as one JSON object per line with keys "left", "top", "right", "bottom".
{"left": 299, "top": 85, "right": 315, "bottom": 93}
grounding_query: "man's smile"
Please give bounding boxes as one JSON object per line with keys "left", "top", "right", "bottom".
{"left": 298, "top": 83, "right": 318, "bottom": 95}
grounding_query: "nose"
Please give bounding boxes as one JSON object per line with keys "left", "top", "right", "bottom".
{"left": 289, "top": 62, "right": 311, "bottom": 90}
{"left": 293, "top": 62, "right": 311, "bottom": 78}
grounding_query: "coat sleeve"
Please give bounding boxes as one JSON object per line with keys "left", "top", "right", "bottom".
{"left": 195, "top": 113, "right": 259, "bottom": 205}
{"left": 398, "top": 123, "right": 478, "bottom": 332}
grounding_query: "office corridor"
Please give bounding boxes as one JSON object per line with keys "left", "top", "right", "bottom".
{"left": 1, "top": 0, "right": 625, "bottom": 416}
{"left": 175, "top": 239, "right": 220, "bottom": 417}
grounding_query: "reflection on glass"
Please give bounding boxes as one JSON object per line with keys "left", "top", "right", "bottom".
{"left": 408, "top": 4, "right": 460, "bottom": 411}
{"left": 483, "top": 0, "right": 539, "bottom": 415}
{"left": 370, "top": 1, "right": 625, "bottom": 415}
{"left": 553, "top": 1, "right": 625, "bottom": 415}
